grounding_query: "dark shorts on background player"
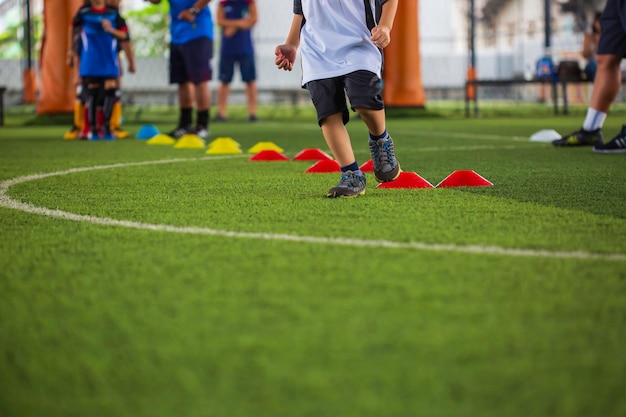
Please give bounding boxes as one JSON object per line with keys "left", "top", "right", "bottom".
{"left": 597, "top": 0, "right": 626, "bottom": 56}
{"left": 169, "top": 37, "right": 213, "bottom": 84}
{"left": 219, "top": 54, "right": 256, "bottom": 83}
{"left": 306, "top": 70, "right": 384, "bottom": 126}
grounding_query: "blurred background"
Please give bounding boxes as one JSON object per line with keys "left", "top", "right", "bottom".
{"left": 0, "top": 0, "right": 621, "bottom": 113}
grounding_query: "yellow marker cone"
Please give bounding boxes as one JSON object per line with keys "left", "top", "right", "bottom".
{"left": 174, "top": 134, "right": 206, "bottom": 149}
{"left": 146, "top": 134, "right": 176, "bottom": 145}
{"left": 207, "top": 137, "right": 241, "bottom": 148}
{"left": 247, "top": 141, "right": 284, "bottom": 154}
{"left": 206, "top": 142, "right": 243, "bottom": 154}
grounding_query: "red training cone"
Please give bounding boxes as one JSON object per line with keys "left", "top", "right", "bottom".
{"left": 249, "top": 150, "right": 290, "bottom": 161}
{"left": 436, "top": 170, "right": 493, "bottom": 188}
{"left": 305, "top": 159, "right": 341, "bottom": 173}
{"left": 376, "top": 172, "right": 434, "bottom": 189}
{"left": 359, "top": 159, "right": 374, "bottom": 172}
{"left": 293, "top": 148, "right": 333, "bottom": 161}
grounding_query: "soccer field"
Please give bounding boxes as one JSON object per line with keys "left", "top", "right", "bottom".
{"left": 1, "top": 107, "right": 625, "bottom": 417}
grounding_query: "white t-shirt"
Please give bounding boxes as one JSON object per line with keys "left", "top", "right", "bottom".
{"left": 294, "top": 0, "right": 384, "bottom": 85}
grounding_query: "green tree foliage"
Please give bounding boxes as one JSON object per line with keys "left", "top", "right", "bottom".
{"left": 0, "top": 15, "right": 42, "bottom": 59}
{"left": 124, "top": 2, "right": 170, "bottom": 57}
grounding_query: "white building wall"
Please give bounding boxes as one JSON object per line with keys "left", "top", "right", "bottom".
{"left": 1, "top": 0, "right": 613, "bottom": 102}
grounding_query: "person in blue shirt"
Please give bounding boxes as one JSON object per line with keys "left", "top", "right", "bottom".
{"left": 214, "top": 0, "right": 258, "bottom": 122}
{"left": 146, "top": 0, "right": 215, "bottom": 139}
{"left": 72, "top": 0, "right": 130, "bottom": 140}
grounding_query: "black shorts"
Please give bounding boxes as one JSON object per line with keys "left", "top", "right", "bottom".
{"left": 170, "top": 37, "right": 213, "bottom": 85}
{"left": 305, "top": 70, "right": 384, "bottom": 126}
{"left": 83, "top": 77, "right": 116, "bottom": 87}
{"left": 219, "top": 54, "right": 257, "bottom": 83}
{"left": 597, "top": 0, "right": 626, "bottom": 56}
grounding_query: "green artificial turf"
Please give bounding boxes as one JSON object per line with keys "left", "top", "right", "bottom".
{"left": 0, "top": 105, "right": 625, "bottom": 417}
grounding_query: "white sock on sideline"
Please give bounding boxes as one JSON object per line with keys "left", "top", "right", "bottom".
{"left": 582, "top": 108, "right": 607, "bottom": 131}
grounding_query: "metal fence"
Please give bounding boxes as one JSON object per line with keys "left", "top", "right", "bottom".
{"left": 1, "top": 0, "right": 624, "bottom": 110}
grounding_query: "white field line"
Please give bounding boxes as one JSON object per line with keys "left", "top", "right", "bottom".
{"left": 1, "top": 157, "right": 625, "bottom": 262}
{"left": 390, "top": 129, "right": 530, "bottom": 142}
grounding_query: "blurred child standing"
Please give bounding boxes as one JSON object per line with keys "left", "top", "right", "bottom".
{"left": 215, "top": 0, "right": 258, "bottom": 122}
{"left": 70, "top": 0, "right": 131, "bottom": 140}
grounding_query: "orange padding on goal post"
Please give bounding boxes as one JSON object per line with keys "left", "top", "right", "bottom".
{"left": 382, "top": 0, "right": 425, "bottom": 107}
{"left": 36, "top": 0, "right": 82, "bottom": 115}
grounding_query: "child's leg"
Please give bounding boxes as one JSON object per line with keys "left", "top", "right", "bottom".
{"left": 241, "top": 55, "right": 258, "bottom": 120}
{"left": 86, "top": 81, "right": 102, "bottom": 138}
{"left": 245, "top": 80, "right": 258, "bottom": 120}
{"left": 321, "top": 113, "right": 366, "bottom": 198}
{"left": 354, "top": 107, "right": 386, "bottom": 136}
{"left": 216, "top": 55, "right": 235, "bottom": 120}
{"left": 78, "top": 79, "right": 91, "bottom": 139}
{"left": 195, "top": 81, "right": 211, "bottom": 136}
{"left": 110, "top": 77, "right": 126, "bottom": 136}
{"left": 217, "top": 82, "right": 230, "bottom": 120}
{"left": 320, "top": 113, "right": 357, "bottom": 168}
{"left": 110, "top": 97, "right": 123, "bottom": 132}
{"left": 101, "top": 79, "right": 118, "bottom": 139}
{"left": 308, "top": 77, "right": 366, "bottom": 197}
{"left": 355, "top": 107, "right": 400, "bottom": 183}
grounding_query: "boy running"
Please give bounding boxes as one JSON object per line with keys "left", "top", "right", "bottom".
{"left": 275, "top": 0, "right": 401, "bottom": 198}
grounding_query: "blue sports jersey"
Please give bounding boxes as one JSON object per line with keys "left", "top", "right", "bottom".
{"left": 73, "top": 6, "right": 127, "bottom": 78}
{"left": 168, "top": 0, "right": 214, "bottom": 44}
{"left": 220, "top": 0, "right": 254, "bottom": 56}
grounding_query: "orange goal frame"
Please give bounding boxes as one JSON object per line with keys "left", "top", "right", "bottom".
{"left": 36, "top": 0, "right": 425, "bottom": 114}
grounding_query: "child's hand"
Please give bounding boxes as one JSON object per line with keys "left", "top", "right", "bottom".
{"left": 128, "top": 62, "right": 136, "bottom": 74}
{"left": 224, "top": 26, "right": 237, "bottom": 38}
{"left": 275, "top": 44, "right": 297, "bottom": 71}
{"left": 101, "top": 19, "right": 112, "bottom": 32}
{"left": 371, "top": 25, "right": 392, "bottom": 48}
{"left": 178, "top": 9, "right": 196, "bottom": 22}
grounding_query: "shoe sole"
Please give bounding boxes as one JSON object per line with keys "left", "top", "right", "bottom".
{"left": 326, "top": 191, "right": 366, "bottom": 198}
{"left": 374, "top": 166, "right": 402, "bottom": 183}
{"left": 593, "top": 148, "right": 626, "bottom": 154}
{"left": 552, "top": 141, "right": 597, "bottom": 147}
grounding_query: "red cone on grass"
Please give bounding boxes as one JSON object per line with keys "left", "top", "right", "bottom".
{"left": 376, "top": 172, "right": 434, "bottom": 189}
{"left": 249, "top": 150, "right": 290, "bottom": 161}
{"left": 293, "top": 148, "right": 333, "bottom": 161}
{"left": 305, "top": 159, "right": 341, "bottom": 173}
{"left": 359, "top": 159, "right": 374, "bottom": 172}
{"left": 436, "top": 170, "right": 493, "bottom": 188}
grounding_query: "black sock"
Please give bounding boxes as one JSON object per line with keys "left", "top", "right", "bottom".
{"left": 341, "top": 161, "right": 360, "bottom": 173}
{"left": 180, "top": 107, "right": 193, "bottom": 128}
{"left": 103, "top": 88, "right": 116, "bottom": 130}
{"left": 87, "top": 87, "right": 99, "bottom": 132}
{"left": 369, "top": 130, "right": 388, "bottom": 141}
{"left": 197, "top": 109, "right": 209, "bottom": 128}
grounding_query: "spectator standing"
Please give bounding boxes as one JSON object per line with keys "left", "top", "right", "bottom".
{"left": 214, "top": 0, "right": 258, "bottom": 122}
{"left": 553, "top": 0, "right": 626, "bottom": 153}
{"left": 72, "top": 0, "right": 130, "bottom": 140}
{"left": 64, "top": 0, "right": 92, "bottom": 140}
{"left": 146, "top": 0, "right": 214, "bottom": 139}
